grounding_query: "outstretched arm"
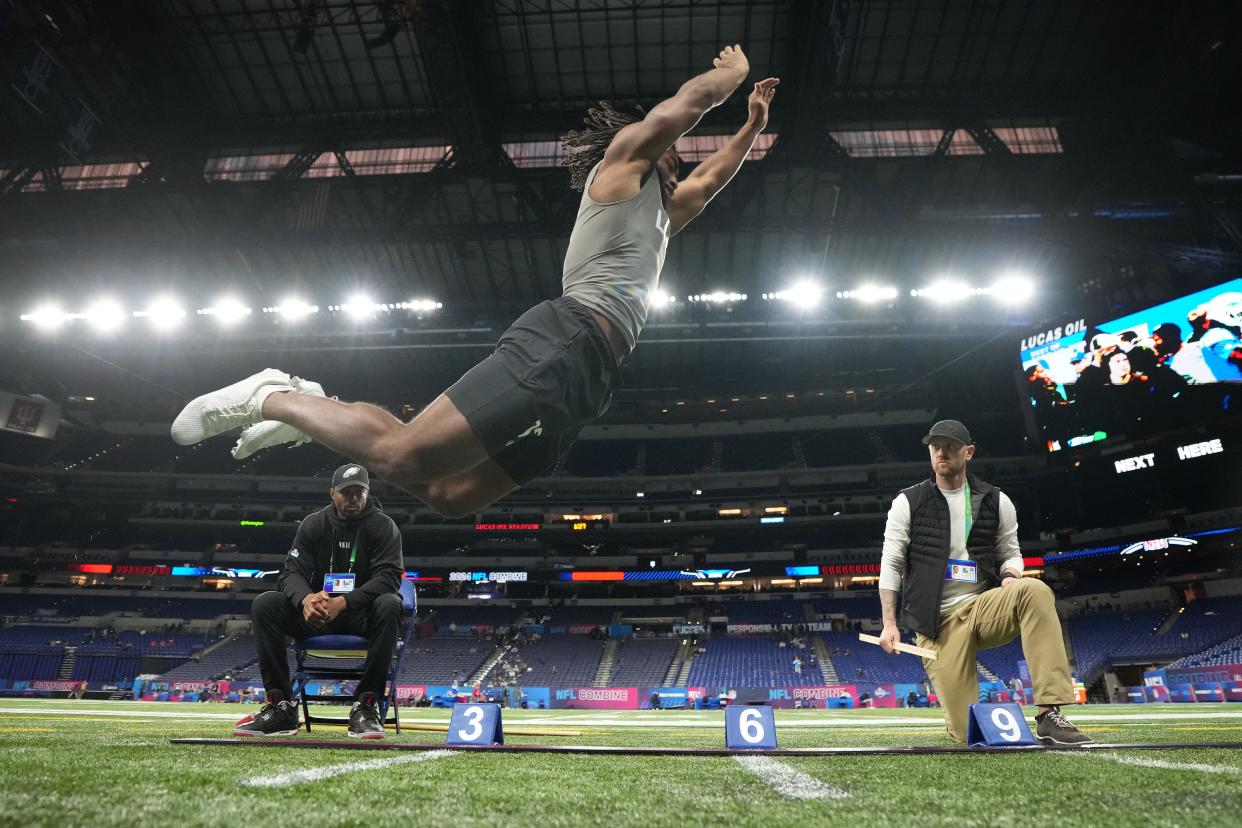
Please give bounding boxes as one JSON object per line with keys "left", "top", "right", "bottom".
{"left": 602, "top": 45, "right": 750, "bottom": 171}
{"left": 667, "top": 77, "right": 778, "bottom": 235}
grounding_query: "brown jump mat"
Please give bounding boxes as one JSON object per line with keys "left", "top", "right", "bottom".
{"left": 171, "top": 738, "right": 1242, "bottom": 756}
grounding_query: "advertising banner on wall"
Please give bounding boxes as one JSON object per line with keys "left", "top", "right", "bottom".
{"left": 1165, "top": 663, "right": 1242, "bottom": 687}
{"left": 509, "top": 687, "right": 551, "bottom": 709}
{"left": 169, "top": 680, "right": 229, "bottom": 694}
{"left": 29, "top": 679, "right": 87, "bottom": 692}
{"left": 725, "top": 622, "right": 834, "bottom": 634}
{"left": 767, "top": 685, "right": 859, "bottom": 708}
{"left": 1169, "top": 684, "right": 1196, "bottom": 703}
{"left": 643, "top": 686, "right": 709, "bottom": 708}
{"left": 1144, "top": 684, "right": 1171, "bottom": 703}
{"left": 551, "top": 687, "right": 641, "bottom": 709}
{"left": 869, "top": 684, "right": 899, "bottom": 708}
{"left": 395, "top": 685, "right": 427, "bottom": 702}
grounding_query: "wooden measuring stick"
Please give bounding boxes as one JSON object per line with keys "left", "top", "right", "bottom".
{"left": 858, "top": 632, "right": 938, "bottom": 660}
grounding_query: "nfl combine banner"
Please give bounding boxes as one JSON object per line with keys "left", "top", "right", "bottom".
{"left": 1165, "top": 663, "right": 1242, "bottom": 687}
{"left": 767, "top": 685, "right": 860, "bottom": 708}
{"left": 551, "top": 687, "right": 641, "bottom": 709}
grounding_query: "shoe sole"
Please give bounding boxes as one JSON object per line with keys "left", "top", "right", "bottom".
{"left": 234, "top": 727, "right": 301, "bottom": 738}
{"left": 347, "top": 730, "right": 385, "bottom": 739}
{"left": 232, "top": 421, "right": 305, "bottom": 459}
{"left": 231, "top": 380, "right": 324, "bottom": 458}
{"left": 1036, "top": 734, "right": 1094, "bottom": 746}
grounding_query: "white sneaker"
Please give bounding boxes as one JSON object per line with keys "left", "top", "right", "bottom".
{"left": 231, "top": 377, "right": 327, "bottom": 460}
{"left": 170, "top": 368, "right": 293, "bottom": 446}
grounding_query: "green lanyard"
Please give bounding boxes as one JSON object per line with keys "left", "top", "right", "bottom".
{"left": 333, "top": 534, "right": 360, "bottom": 573}
{"left": 963, "top": 480, "right": 973, "bottom": 541}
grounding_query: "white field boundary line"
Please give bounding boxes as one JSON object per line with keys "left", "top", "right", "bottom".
{"left": 1055, "top": 751, "right": 1242, "bottom": 775}
{"left": 734, "top": 755, "right": 850, "bottom": 800}
{"left": 242, "top": 750, "right": 458, "bottom": 788}
{"left": 5, "top": 707, "right": 1242, "bottom": 727}
{"left": 8, "top": 699, "right": 1240, "bottom": 713}
{"left": 0, "top": 707, "right": 247, "bottom": 720}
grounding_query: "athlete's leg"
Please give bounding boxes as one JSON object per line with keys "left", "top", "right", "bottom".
{"left": 260, "top": 391, "right": 490, "bottom": 486}
{"left": 409, "top": 458, "right": 520, "bottom": 519}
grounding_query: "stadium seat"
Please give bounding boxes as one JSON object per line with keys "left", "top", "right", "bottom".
{"left": 290, "top": 579, "right": 416, "bottom": 734}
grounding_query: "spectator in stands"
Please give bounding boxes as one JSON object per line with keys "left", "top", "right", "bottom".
{"left": 237, "top": 463, "right": 403, "bottom": 740}
{"left": 1009, "top": 675, "right": 1025, "bottom": 703}
{"left": 878, "top": 420, "right": 1091, "bottom": 746}
{"left": 792, "top": 655, "right": 802, "bottom": 676}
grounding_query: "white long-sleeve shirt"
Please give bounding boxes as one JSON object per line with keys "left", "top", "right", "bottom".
{"left": 879, "top": 483, "right": 1024, "bottom": 617}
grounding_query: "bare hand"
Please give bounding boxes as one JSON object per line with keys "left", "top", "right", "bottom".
{"left": 747, "top": 77, "right": 779, "bottom": 128}
{"left": 879, "top": 624, "right": 902, "bottom": 655}
{"left": 1001, "top": 575, "right": 1021, "bottom": 587}
{"left": 713, "top": 44, "right": 749, "bottom": 77}
{"left": 302, "top": 592, "right": 331, "bottom": 625}
{"left": 319, "top": 595, "right": 347, "bottom": 623}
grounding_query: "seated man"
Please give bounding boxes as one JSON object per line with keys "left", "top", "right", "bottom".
{"left": 235, "top": 463, "right": 404, "bottom": 739}
{"left": 877, "top": 420, "right": 1091, "bottom": 746}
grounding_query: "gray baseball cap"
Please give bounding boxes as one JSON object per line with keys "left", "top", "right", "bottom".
{"left": 331, "top": 463, "right": 370, "bottom": 490}
{"left": 921, "top": 420, "right": 974, "bottom": 446}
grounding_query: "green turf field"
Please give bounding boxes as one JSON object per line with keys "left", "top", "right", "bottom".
{"left": 1, "top": 700, "right": 1241, "bottom": 827}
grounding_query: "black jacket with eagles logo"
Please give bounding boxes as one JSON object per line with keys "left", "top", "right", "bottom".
{"left": 277, "top": 498, "right": 403, "bottom": 611}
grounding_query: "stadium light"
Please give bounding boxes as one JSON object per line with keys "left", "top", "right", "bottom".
{"left": 134, "top": 297, "right": 187, "bottom": 331}
{"left": 338, "top": 293, "right": 382, "bottom": 320}
{"left": 914, "top": 279, "right": 975, "bottom": 305}
{"left": 21, "top": 303, "right": 68, "bottom": 331}
{"left": 400, "top": 298, "right": 443, "bottom": 313}
{"left": 782, "top": 279, "right": 824, "bottom": 309}
{"left": 763, "top": 279, "right": 824, "bottom": 308}
{"left": 989, "top": 274, "right": 1036, "bottom": 305}
{"left": 273, "top": 298, "right": 318, "bottom": 321}
{"left": 690, "top": 291, "right": 746, "bottom": 304}
{"left": 200, "top": 297, "right": 252, "bottom": 325}
{"left": 837, "top": 284, "right": 898, "bottom": 303}
{"left": 82, "top": 299, "right": 127, "bottom": 333}
{"left": 650, "top": 288, "right": 676, "bottom": 308}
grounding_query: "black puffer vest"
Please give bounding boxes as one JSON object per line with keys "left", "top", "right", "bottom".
{"left": 900, "top": 473, "right": 1003, "bottom": 639}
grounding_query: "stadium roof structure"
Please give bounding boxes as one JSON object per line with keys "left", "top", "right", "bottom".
{"left": 1, "top": 0, "right": 1240, "bottom": 408}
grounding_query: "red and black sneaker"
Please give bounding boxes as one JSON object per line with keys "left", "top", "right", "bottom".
{"left": 234, "top": 700, "right": 300, "bottom": 737}
{"left": 348, "top": 693, "right": 384, "bottom": 739}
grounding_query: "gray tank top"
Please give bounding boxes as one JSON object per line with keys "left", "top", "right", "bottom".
{"left": 561, "top": 163, "right": 671, "bottom": 352}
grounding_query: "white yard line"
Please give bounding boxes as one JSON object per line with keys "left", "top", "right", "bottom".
{"left": 733, "top": 755, "right": 850, "bottom": 800}
{"left": 242, "top": 750, "right": 458, "bottom": 788}
{"left": 1057, "top": 751, "right": 1241, "bottom": 774}
{"left": 0, "top": 707, "right": 244, "bottom": 720}
{"left": 3, "top": 705, "right": 1242, "bottom": 728}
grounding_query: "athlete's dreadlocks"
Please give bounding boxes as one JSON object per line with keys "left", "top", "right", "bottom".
{"left": 560, "top": 101, "right": 645, "bottom": 192}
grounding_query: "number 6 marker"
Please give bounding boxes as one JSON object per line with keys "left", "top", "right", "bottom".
{"left": 725, "top": 705, "right": 778, "bottom": 750}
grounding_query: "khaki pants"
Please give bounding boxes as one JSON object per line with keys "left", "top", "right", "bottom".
{"left": 915, "top": 578, "right": 1074, "bottom": 743}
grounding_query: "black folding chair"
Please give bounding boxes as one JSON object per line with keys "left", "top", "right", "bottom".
{"left": 290, "top": 578, "right": 416, "bottom": 733}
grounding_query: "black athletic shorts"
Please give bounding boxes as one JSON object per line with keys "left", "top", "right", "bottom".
{"left": 444, "top": 296, "right": 621, "bottom": 485}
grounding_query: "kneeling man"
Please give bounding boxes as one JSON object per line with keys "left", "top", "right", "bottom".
{"left": 878, "top": 420, "right": 1090, "bottom": 745}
